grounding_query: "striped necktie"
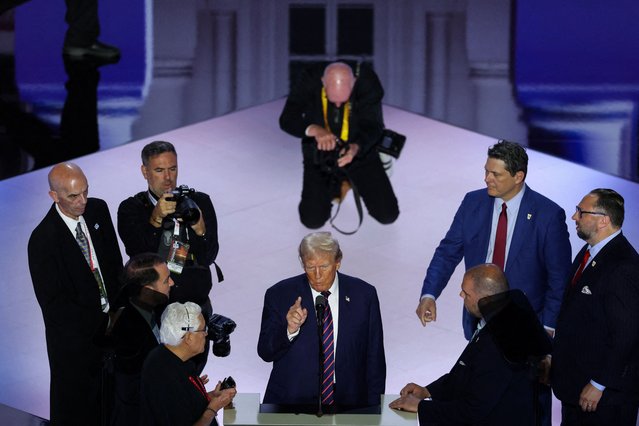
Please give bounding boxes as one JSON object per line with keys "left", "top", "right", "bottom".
{"left": 321, "top": 290, "right": 335, "bottom": 406}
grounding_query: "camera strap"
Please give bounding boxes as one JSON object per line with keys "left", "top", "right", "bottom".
{"left": 321, "top": 87, "right": 350, "bottom": 141}
{"left": 329, "top": 170, "right": 363, "bottom": 235}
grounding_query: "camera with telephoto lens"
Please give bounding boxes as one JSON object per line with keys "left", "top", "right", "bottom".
{"left": 207, "top": 314, "right": 236, "bottom": 357}
{"left": 167, "top": 184, "right": 200, "bottom": 226}
{"left": 314, "top": 137, "right": 347, "bottom": 175}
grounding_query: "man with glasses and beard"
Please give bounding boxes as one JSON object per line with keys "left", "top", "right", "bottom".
{"left": 552, "top": 189, "right": 639, "bottom": 425}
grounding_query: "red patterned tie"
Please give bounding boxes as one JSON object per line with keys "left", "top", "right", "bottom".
{"left": 492, "top": 203, "right": 507, "bottom": 270}
{"left": 321, "top": 291, "right": 335, "bottom": 405}
{"left": 571, "top": 249, "right": 591, "bottom": 287}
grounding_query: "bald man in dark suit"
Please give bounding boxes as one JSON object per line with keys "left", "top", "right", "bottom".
{"left": 392, "top": 264, "right": 542, "bottom": 425}
{"left": 28, "top": 162, "right": 123, "bottom": 424}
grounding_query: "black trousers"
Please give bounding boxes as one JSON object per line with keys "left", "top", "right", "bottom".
{"left": 64, "top": 0, "right": 100, "bottom": 46}
{"left": 561, "top": 402, "right": 638, "bottom": 426}
{"left": 299, "top": 149, "right": 399, "bottom": 229}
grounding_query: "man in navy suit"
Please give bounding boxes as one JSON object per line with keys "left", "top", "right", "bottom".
{"left": 552, "top": 189, "right": 639, "bottom": 425}
{"left": 416, "top": 140, "right": 571, "bottom": 337}
{"left": 28, "top": 162, "right": 123, "bottom": 424}
{"left": 415, "top": 140, "right": 571, "bottom": 425}
{"left": 391, "top": 264, "right": 538, "bottom": 425}
{"left": 258, "top": 232, "right": 386, "bottom": 407}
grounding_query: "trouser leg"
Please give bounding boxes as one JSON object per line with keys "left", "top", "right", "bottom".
{"left": 349, "top": 151, "right": 399, "bottom": 224}
{"left": 64, "top": 0, "right": 100, "bottom": 47}
{"left": 299, "top": 158, "right": 335, "bottom": 229}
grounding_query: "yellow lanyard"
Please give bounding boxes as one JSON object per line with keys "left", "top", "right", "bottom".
{"left": 321, "top": 87, "right": 350, "bottom": 141}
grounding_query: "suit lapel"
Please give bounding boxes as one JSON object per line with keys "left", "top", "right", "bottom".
{"left": 83, "top": 202, "right": 104, "bottom": 265}
{"left": 49, "top": 204, "right": 89, "bottom": 268}
{"left": 475, "top": 194, "right": 494, "bottom": 261}
{"left": 334, "top": 273, "right": 352, "bottom": 371}
{"left": 578, "top": 234, "right": 623, "bottom": 287}
{"left": 506, "top": 185, "right": 533, "bottom": 268}
{"left": 567, "top": 235, "right": 625, "bottom": 298}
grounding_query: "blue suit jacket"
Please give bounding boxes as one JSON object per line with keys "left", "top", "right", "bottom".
{"left": 257, "top": 272, "right": 386, "bottom": 406}
{"left": 421, "top": 185, "right": 572, "bottom": 339}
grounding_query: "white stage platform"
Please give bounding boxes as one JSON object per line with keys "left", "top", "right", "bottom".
{"left": 1, "top": 99, "right": 638, "bottom": 423}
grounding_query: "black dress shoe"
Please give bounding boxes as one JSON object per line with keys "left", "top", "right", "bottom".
{"left": 63, "top": 41, "right": 121, "bottom": 64}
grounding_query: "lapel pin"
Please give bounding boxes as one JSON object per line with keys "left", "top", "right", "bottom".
{"left": 94, "top": 223, "right": 100, "bottom": 230}
{"left": 581, "top": 286, "right": 592, "bottom": 295}
{"left": 345, "top": 296, "right": 350, "bottom": 302}
{"left": 591, "top": 261, "right": 596, "bottom": 267}
{"left": 527, "top": 213, "right": 532, "bottom": 220}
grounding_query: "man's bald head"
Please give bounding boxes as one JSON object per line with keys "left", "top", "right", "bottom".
{"left": 466, "top": 264, "right": 509, "bottom": 297}
{"left": 48, "top": 163, "right": 86, "bottom": 191}
{"left": 460, "top": 264, "right": 509, "bottom": 319}
{"left": 322, "top": 62, "right": 356, "bottom": 108}
{"left": 47, "top": 163, "right": 89, "bottom": 220}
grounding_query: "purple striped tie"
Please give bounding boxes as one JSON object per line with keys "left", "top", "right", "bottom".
{"left": 321, "top": 291, "right": 335, "bottom": 405}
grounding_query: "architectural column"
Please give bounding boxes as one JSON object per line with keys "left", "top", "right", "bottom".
{"left": 132, "top": 0, "right": 198, "bottom": 139}
{"left": 468, "top": 61, "right": 526, "bottom": 141}
{"left": 525, "top": 101, "right": 637, "bottom": 179}
{"left": 212, "top": 11, "right": 236, "bottom": 116}
{"left": 425, "top": 12, "right": 450, "bottom": 121}
{"left": 466, "top": 0, "right": 526, "bottom": 142}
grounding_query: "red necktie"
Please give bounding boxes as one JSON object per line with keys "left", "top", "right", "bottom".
{"left": 492, "top": 203, "right": 507, "bottom": 270}
{"left": 571, "top": 249, "right": 591, "bottom": 287}
{"left": 321, "top": 291, "right": 335, "bottom": 406}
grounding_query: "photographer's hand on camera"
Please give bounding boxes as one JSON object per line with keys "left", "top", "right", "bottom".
{"left": 306, "top": 124, "right": 338, "bottom": 151}
{"left": 203, "top": 381, "right": 237, "bottom": 419}
{"left": 337, "top": 142, "right": 359, "bottom": 167}
{"left": 149, "top": 192, "right": 176, "bottom": 228}
{"left": 189, "top": 207, "right": 207, "bottom": 237}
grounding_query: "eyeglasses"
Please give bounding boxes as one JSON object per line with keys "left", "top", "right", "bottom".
{"left": 180, "top": 306, "right": 207, "bottom": 333}
{"left": 192, "top": 325, "right": 208, "bottom": 334}
{"left": 575, "top": 206, "right": 607, "bottom": 219}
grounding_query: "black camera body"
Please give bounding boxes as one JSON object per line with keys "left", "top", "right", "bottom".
{"left": 207, "top": 314, "right": 236, "bottom": 357}
{"left": 377, "top": 129, "right": 406, "bottom": 159}
{"left": 314, "top": 138, "right": 347, "bottom": 175}
{"left": 168, "top": 184, "right": 200, "bottom": 226}
{"left": 220, "top": 376, "right": 236, "bottom": 390}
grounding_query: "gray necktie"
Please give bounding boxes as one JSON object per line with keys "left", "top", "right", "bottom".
{"left": 76, "top": 222, "right": 109, "bottom": 312}
{"left": 75, "top": 222, "right": 91, "bottom": 266}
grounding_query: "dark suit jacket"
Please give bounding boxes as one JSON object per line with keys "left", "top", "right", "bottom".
{"left": 418, "top": 327, "right": 535, "bottom": 426}
{"left": 140, "top": 345, "right": 217, "bottom": 426}
{"left": 553, "top": 233, "right": 639, "bottom": 406}
{"left": 421, "top": 185, "right": 572, "bottom": 339}
{"left": 257, "top": 272, "right": 386, "bottom": 406}
{"left": 28, "top": 198, "right": 123, "bottom": 423}
{"left": 279, "top": 62, "right": 385, "bottom": 158}
{"left": 112, "top": 299, "right": 160, "bottom": 375}
{"left": 110, "top": 299, "right": 160, "bottom": 425}
{"left": 118, "top": 190, "right": 220, "bottom": 306}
